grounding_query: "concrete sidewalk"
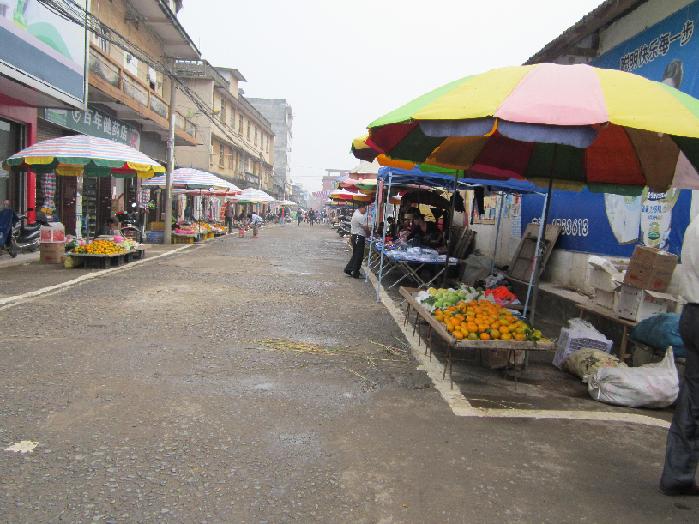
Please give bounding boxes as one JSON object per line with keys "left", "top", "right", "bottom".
{"left": 0, "top": 242, "right": 197, "bottom": 303}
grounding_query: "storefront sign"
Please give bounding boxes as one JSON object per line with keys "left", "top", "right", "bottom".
{"left": 42, "top": 108, "right": 140, "bottom": 149}
{"left": 0, "top": 1, "right": 88, "bottom": 107}
{"left": 520, "top": 189, "right": 691, "bottom": 256}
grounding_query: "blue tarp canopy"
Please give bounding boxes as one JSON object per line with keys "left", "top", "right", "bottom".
{"left": 377, "top": 166, "right": 540, "bottom": 194}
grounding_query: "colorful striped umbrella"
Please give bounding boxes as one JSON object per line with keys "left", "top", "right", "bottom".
{"left": 329, "top": 188, "right": 372, "bottom": 202}
{"left": 339, "top": 177, "right": 362, "bottom": 190}
{"left": 235, "top": 188, "right": 275, "bottom": 203}
{"left": 351, "top": 135, "right": 379, "bottom": 162}
{"left": 3, "top": 135, "right": 165, "bottom": 178}
{"left": 366, "top": 63, "right": 699, "bottom": 194}
{"left": 142, "top": 167, "right": 233, "bottom": 189}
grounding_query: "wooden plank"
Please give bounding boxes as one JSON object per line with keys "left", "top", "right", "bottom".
{"left": 575, "top": 302, "right": 636, "bottom": 327}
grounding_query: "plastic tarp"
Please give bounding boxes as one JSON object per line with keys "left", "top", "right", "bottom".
{"left": 377, "top": 166, "right": 540, "bottom": 194}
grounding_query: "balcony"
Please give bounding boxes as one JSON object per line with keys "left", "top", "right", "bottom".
{"left": 88, "top": 45, "right": 198, "bottom": 146}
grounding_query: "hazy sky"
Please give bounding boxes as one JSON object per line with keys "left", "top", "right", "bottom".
{"left": 179, "top": 0, "right": 602, "bottom": 192}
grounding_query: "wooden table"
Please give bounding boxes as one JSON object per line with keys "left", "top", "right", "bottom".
{"left": 574, "top": 302, "right": 636, "bottom": 362}
{"left": 69, "top": 248, "right": 144, "bottom": 269}
{"left": 399, "top": 287, "right": 554, "bottom": 387}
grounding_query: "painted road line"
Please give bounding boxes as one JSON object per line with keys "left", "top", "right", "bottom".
{"left": 0, "top": 245, "right": 194, "bottom": 311}
{"left": 367, "top": 272, "right": 670, "bottom": 430}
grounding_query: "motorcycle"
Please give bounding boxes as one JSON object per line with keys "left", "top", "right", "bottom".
{"left": 117, "top": 202, "right": 145, "bottom": 242}
{"left": 0, "top": 208, "right": 48, "bottom": 258}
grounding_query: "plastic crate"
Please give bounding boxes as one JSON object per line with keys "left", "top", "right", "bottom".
{"left": 146, "top": 231, "right": 164, "bottom": 244}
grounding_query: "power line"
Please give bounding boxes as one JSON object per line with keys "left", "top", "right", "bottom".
{"left": 37, "top": 0, "right": 265, "bottom": 161}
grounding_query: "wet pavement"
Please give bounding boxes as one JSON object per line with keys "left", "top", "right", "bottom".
{"left": 0, "top": 224, "right": 696, "bottom": 522}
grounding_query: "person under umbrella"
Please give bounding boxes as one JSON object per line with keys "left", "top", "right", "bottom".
{"left": 344, "top": 203, "right": 369, "bottom": 279}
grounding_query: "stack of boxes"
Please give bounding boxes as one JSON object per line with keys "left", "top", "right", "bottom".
{"left": 616, "top": 246, "right": 679, "bottom": 322}
{"left": 589, "top": 246, "right": 679, "bottom": 322}
{"left": 39, "top": 223, "right": 65, "bottom": 264}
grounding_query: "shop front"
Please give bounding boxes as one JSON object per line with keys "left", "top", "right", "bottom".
{"left": 37, "top": 106, "right": 142, "bottom": 237}
{"left": 0, "top": 102, "right": 36, "bottom": 218}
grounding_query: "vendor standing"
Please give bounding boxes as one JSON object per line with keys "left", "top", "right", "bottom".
{"left": 660, "top": 214, "right": 699, "bottom": 496}
{"left": 344, "top": 203, "right": 369, "bottom": 279}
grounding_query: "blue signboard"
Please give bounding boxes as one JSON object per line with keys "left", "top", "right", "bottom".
{"left": 521, "top": 3, "right": 697, "bottom": 256}
{"left": 593, "top": 1, "right": 699, "bottom": 92}
{"left": 521, "top": 189, "right": 691, "bottom": 256}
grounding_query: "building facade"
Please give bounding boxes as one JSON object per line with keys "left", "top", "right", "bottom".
{"left": 247, "top": 98, "right": 292, "bottom": 200}
{"left": 174, "top": 61, "right": 274, "bottom": 193}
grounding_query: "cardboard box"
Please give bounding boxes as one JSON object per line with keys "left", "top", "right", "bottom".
{"left": 39, "top": 242, "right": 65, "bottom": 264}
{"left": 594, "top": 289, "right": 618, "bottom": 311}
{"left": 615, "top": 284, "right": 678, "bottom": 322}
{"left": 624, "top": 246, "right": 677, "bottom": 292}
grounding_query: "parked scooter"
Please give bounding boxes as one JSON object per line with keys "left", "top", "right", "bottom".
{"left": 0, "top": 208, "right": 48, "bottom": 258}
{"left": 118, "top": 202, "right": 145, "bottom": 242}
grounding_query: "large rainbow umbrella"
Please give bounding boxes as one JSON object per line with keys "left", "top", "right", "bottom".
{"left": 366, "top": 63, "right": 699, "bottom": 194}
{"left": 3, "top": 135, "right": 165, "bottom": 178}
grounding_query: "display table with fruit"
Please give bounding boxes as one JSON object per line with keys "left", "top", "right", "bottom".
{"left": 68, "top": 238, "right": 144, "bottom": 269}
{"left": 399, "top": 286, "right": 554, "bottom": 387}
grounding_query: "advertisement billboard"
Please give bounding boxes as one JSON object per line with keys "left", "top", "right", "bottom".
{"left": 0, "top": 0, "right": 88, "bottom": 108}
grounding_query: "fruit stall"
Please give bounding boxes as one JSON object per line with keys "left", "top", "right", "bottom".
{"left": 399, "top": 286, "right": 553, "bottom": 387}
{"left": 66, "top": 237, "right": 144, "bottom": 269}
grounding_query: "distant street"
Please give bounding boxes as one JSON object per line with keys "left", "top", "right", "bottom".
{"left": 0, "top": 225, "right": 695, "bottom": 522}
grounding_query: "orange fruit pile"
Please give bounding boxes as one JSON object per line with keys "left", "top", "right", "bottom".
{"left": 433, "top": 299, "right": 538, "bottom": 342}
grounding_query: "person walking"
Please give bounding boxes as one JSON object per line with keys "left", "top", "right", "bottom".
{"left": 297, "top": 210, "right": 303, "bottom": 226}
{"left": 344, "top": 204, "right": 369, "bottom": 279}
{"left": 250, "top": 212, "right": 263, "bottom": 238}
{"left": 224, "top": 202, "right": 234, "bottom": 233}
{"left": 309, "top": 209, "right": 315, "bottom": 227}
{"left": 660, "top": 214, "right": 699, "bottom": 496}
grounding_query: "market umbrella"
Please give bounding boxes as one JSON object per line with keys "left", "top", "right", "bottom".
{"left": 349, "top": 159, "right": 381, "bottom": 179}
{"left": 351, "top": 135, "right": 380, "bottom": 162}
{"left": 236, "top": 188, "right": 275, "bottom": 203}
{"left": 339, "top": 177, "right": 362, "bottom": 190}
{"left": 366, "top": 63, "right": 699, "bottom": 193}
{"left": 142, "top": 167, "right": 231, "bottom": 189}
{"left": 365, "top": 63, "right": 699, "bottom": 193}
{"left": 3, "top": 135, "right": 165, "bottom": 178}
{"left": 329, "top": 189, "right": 372, "bottom": 202}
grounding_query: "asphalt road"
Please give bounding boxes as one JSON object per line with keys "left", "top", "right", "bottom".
{"left": 0, "top": 224, "right": 695, "bottom": 522}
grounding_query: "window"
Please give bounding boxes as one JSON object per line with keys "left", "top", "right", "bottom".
{"left": 238, "top": 154, "right": 245, "bottom": 174}
{"left": 227, "top": 150, "right": 235, "bottom": 169}
{"left": 123, "top": 51, "right": 138, "bottom": 76}
{"left": 238, "top": 115, "right": 243, "bottom": 133}
{"left": 219, "top": 99, "right": 226, "bottom": 124}
{"left": 219, "top": 143, "right": 225, "bottom": 167}
{"left": 246, "top": 121, "right": 251, "bottom": 140}
{"left": 254, "top": 127, "right": 258, "bottom": 146}
{"left": 92, "top": 24, "right": 110, "bottom": 54}
{"left": 147, "top": 66, "right": 157, "bottom": 91}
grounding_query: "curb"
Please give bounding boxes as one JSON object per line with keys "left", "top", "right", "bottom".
{"left": 0, "top": 244, "right": 194, "bottom": 311}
